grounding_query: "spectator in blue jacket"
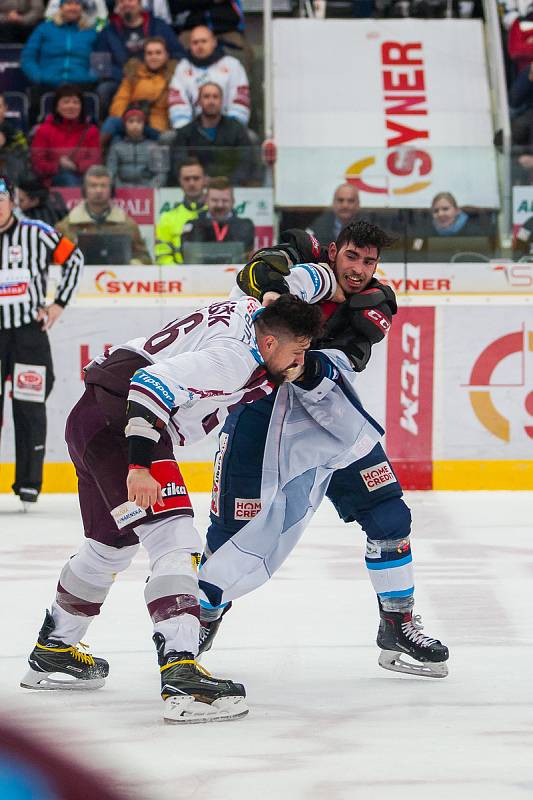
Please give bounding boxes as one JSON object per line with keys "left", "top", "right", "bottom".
{"left": 93, "top": 0, "right": 184, "bottom": 111}
{"left": 21, "top": 0, "right": 97, "bottom": 89}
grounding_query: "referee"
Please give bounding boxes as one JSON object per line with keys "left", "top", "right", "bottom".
{"left": 0, "top": 175, "right": 84, "bottom": 508}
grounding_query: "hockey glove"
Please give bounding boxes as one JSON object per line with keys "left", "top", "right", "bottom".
{"left": 236, "top": 248, "right": 292, "bottom": 300}
{"left": 298, "top": 351, "right": 340, "bottom": 391}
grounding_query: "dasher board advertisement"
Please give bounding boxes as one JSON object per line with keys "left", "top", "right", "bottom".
{"left": 273, "top": 19, "right": 499, "bottom": 208}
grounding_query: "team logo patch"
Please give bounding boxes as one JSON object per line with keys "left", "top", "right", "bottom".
{"left": 211, "top": 433, "right": 229, "bottom": 517}
{"left": 360, "top": 461, "right": 397, "bottom": 492}
{"left": 111, "top": 501, "right": 147, "bottom": 530}
{"left": 365, "top": 541, "right": 382, "bottom": 559}
{"left": 234, "top": 498, "right": 261, "bottom": 520}
{"left": 8, "top": 245, "right": 22, "bottom": 263}
{"left": 13, "top": 364, "right": 46, "bottom": 403}
{"left": 150, "top": 460, "right": 192, "bottom": 516}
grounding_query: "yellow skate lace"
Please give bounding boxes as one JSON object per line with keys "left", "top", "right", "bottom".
{"left": 36, "top": 640, "right": 96, "bottom": 666}
{"left": 160, "top": 658, "right": 212, "bottom": 676}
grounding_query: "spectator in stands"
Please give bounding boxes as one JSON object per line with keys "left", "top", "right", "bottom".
{"left": 171, "top": 0, "right": 244, "bottom": 39}
{"left": 155, "top": 156, "right": 207, "bottom": 262}
{"left": 508, "top": 6, "right": 533, "bottom": 74}
{"left": 21, "top": 0, "right": 97, "bottom": 91}
{"left": 307, "top": 183, "right": 360, "bottom": 244}
{"left": 31, "top": 84, "right": 100, "bottom": 187}
{"left": 93, "top": 0, "right": 184, "bottom": 112}
{"left": 172, "top": 81, "right": 253, "bottom": 186}
{"left": 0, "top": 0, "right": 43, "bottom": 42}
{"left": 181, "top": 175, "right": 254, "bottom": 259}
{"left": 429, "top": 192, "right": 484, "bottom": 235}
{"left": 102, "top": 36, "right": 177, "bottom": 146}
{"left": 168, "top": 24, "right": 249, "bottom": 129}
{"left": 16, "top": 174, "right": 68, "bottom": 225}
{"left": 106, "top": 103, "right": 167, "bottom": 186}
{"left": 57, "top": 165, "right": 151, "bottom": 262}
{"left": 44, "top": 0, "right": 106, "bottom": 29}
{"left": 0, "top": 93, "right": 28, "bottom": 184}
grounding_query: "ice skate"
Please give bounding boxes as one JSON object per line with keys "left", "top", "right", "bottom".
{"left": 198, "top": 602, "right": 232, "bottom": 656}
{"left": 20, "top": 611, "right": 109, "bottom": 690}
{"left": 154, "top": 634, "right": 248, "bottom": 724}
{"left": 18, "top": 487, "right": 39, "bottom": 512}
{"left": 377, "top": 601, "right": 449, "bottom": 678}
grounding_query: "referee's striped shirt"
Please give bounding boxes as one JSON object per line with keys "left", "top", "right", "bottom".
{"left": 0, "top": 216, "right": 84, "bottom": 330}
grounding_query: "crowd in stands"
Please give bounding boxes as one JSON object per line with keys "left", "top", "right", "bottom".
{"left": 0, "top": 0, "right": 508, "bottom": 264}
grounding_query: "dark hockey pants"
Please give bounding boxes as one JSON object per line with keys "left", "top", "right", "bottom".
{"left": 0, "top": 321, "right": 54, "bottom": 496}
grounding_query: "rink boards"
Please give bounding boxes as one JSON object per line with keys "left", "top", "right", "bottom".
{"left": 0, "top": 273, "right": 532, "bottom": 491}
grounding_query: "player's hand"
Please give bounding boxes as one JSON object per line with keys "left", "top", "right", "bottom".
{"left": 237, "top": 249, "right": 291, "bottom": 300}
{"left": 127, "top": 468, "right": 164, "bottom": 509}
{"left": 262, "top": 291, "right": 281, "bottom": 306}
{"left": 330, "top": 283, "right": 346, "bottom": 303}
{"left": 36, "top": 303, "right": 63, "bottom": 331}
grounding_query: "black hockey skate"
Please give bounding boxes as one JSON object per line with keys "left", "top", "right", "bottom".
{"left": 377, "top": 601, "right": 449, "bottom": 678}
{"left": 153, "top": 633, "right": 248, "bottom": 724}
{"left": 17, "top": 487, "right": 39, "bottom": 512}
{"left": 20, "top": 611, "right": 109, "bottom": 690}
{"left": 198, "top": 602, "right": 232, "bottom": 656}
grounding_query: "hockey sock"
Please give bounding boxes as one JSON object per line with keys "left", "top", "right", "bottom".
{"left": 52, "top": 539, "right": 138, "bottom": 643}
{"left": 199, "top": 599, "right": 228, "bottom": 623}
{"left": 144, "top": 550, "right": 200, "bottom": 656}
{"left": 365, "top": 536, "right": 415, "bottom": 612}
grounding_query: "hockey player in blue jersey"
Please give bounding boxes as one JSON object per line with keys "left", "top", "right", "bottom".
{"left": 198, "top": 220, "right": 449, "bottom": 679}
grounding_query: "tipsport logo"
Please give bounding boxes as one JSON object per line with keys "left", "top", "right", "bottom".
{"left": 464, "top": 326, "right": 533, "bottom": 442}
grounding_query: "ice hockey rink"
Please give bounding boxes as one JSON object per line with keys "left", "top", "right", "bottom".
{"left": 1, "top": 490, "right": 532, "bottom": 800}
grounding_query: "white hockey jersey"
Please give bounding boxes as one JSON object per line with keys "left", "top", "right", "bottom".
{"left": 168, "top": 55, "right": 250, "bottom": 129}
{"left": 229, "top": 261, "right": 336, "bottom": 304}
{"left": 119, "top": 296, "right": 271, "bottom": 448}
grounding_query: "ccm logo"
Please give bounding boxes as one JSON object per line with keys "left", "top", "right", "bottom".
{"left": 400, "top": 322, "right": 420, "bottom": 435}
{"left": 364, "top": 308, "right": 391, "bottom": 333}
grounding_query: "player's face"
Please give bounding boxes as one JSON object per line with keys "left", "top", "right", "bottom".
{"left": 261, "top": 334, "right": 311, "bottom": 386}
{"left": 0, "top": 193, "right": 13, "bottom": 227}
{"left": 329, "top": 241, "right": 379, "bottom": 294}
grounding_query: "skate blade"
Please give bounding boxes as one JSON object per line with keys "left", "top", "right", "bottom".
{"left": 163, "top": 695, "right": 249, "bottom": 724}
{"left": 378, "top": 650, "right": 449, "bottom": 679}
{"left": 20, "top": 667, "right": 105, "bottom": 691}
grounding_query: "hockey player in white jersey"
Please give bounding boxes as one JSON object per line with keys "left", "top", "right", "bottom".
{"left": 21, "top": 294, "right": 323, "bottom": 724}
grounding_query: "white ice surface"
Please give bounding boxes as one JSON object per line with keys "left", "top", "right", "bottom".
{"left": 1, "top": 491, "right": 532, "bottom": 799}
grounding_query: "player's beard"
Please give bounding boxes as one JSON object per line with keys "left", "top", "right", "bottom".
{"left": 265, "top": 363, "right": 300, "bottom": 387}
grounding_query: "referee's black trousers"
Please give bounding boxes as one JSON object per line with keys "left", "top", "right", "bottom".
{"left": 0, "top": 322, "right": 55, "bottom": 496}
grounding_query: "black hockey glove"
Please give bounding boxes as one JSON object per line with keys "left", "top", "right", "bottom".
{"left": 236, "top": 248, "right": 292, "bottom": 300}
{"left": 347, "top": 283, "right": 397, "bottom": 345}
{"left": 298, "top": 351, "right": 340, "bottom": 391}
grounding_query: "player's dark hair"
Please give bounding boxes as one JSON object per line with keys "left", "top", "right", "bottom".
{"left": 335, "top": 219, "right": 397, "bottom": 255}
{"left": 254, "top": 294, "right": 323, "bottom": 341}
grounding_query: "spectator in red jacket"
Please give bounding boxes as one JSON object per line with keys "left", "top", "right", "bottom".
{"left": 31, "top": 83, "right": 100, "bottom": 187}
{"left": 508, "top": 9, "right": 533, "bottom": 74}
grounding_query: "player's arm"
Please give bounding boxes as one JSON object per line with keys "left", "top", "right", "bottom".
{"left": 236, "top": 228, "right": 334, "bottom": 302}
